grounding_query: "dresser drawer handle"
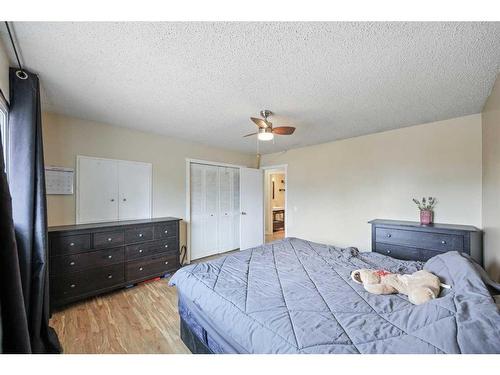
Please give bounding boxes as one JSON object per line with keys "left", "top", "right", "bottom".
{"left": 165, "top": 261, "right": 169, "bottom": 265}
{"left": 108, "top": 255, "right": 113, "bottom": 259}
{"left": 138, "top": 233, "right": 144, "bottom": 237}
{"left": 107, "top": 238, "right": 113, "bottom": 242}
{"left": 386, "top": 250, "right": 391, "bottom": 254}
{"left": 139, "top": 249, "right": 143, "bottom": 253}
{"left": 69, "top": 242, "right": 75, "bottom": 247}
{"left": 441, "top": 240, "right": 446, "bottom": 244}
{"left": 107, "top": 274, "right": 113, "bottom": 279}
{"left": 164, "top": 244, "right": 169, "bottom": 248}
{"left": 70, "top": 284, "right": 76, "bottom": 288}
{"left": 69, "top": 261, "right": 75, "bottom": 266}
{"left": 139, "top": 267, "right": 143, "bottom": 271}
{"left": 164, "top": 230, "right": 168, "bottom": 234}
{"left": 386, "top": 234, "right": 392, "bottom": 238}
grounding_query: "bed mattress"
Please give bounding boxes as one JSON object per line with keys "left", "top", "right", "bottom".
{"left": 169, "top": 237, "right": 500, "bottom": 354}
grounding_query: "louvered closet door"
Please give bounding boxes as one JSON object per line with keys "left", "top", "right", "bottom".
{"left": 218, "top": 167, "right": 235, "bottom": 253}
{"left": 190, "top": 163, "right": 220, "bottom": 259}
{"left": 203, "top": 165, "right": 220, "bottom": 256}
{"left": 190, "top": 163, "right": 205, "bottom": 258}
{"left": 232, "top": 168, "right": 240, "bottom": 249}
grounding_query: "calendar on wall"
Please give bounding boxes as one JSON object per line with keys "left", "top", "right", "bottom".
{"left": 45, "top": 166, "right": 74, "bottom": 195}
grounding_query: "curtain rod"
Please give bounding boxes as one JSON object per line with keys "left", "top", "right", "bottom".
{"left": 4, "top": 21, "right": 28, "bottom": 80}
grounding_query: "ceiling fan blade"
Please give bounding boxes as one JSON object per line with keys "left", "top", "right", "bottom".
{"left": 272, "top": 126, "right": 296, "bottom": 135}
{"left": 250, "top": 117, "right": 269, "bottom": 128}
{"left": 243, "top": 132, "right": 258, "bottom": 138}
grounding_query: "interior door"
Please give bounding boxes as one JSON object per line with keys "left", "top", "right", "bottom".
{"left": 77, "top": 157, "right": 119, "bottom": 224}
{"left": 118, "top": 160, "right": 152, "bottom": 221}
{"left": 240, "top": 167, "right": 264, "bottom": 250}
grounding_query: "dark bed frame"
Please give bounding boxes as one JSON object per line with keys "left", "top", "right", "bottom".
{"left": 180, "top": 316, "right": 214, "bottom": 354}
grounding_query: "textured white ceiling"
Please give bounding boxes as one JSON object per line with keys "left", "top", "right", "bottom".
{"left": 2, "top": 22, "right": 500, "bottom": 154}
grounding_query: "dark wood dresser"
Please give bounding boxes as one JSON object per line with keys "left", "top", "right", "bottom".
{"left": 369, "top": 219, "right": 482, "bottom": 264}
{"left": 48, "top": 217, "right": 181, "bottom": 309}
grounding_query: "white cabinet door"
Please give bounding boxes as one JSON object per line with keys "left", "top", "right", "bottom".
{"left": 77, "top": 157, "right": 119, "bottom": 224}
{"left": 118, "top": 161, "right": 152, "bottom": 221}
{"left": 240, "top": 167, "right": 264, "bottom": 250}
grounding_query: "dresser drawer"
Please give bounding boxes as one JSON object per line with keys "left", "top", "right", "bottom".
{"left": 50, "top": 234, "right": 91, "bottom": 256}
{"left": 51, "top": 263, "right": 124, "bottom": 301}
{"left": 154, "top": 222, "right": 178, "bottom": 239}
{"left": 125, "top": 238, "right": 178, "bottom": 260}
{"left": 374, "top": 243, "right": 421, "bottom": 261}
{"left": 125, "top": 225, "right": 154, "bottom": 244}
{"left": 375, "top": 228, "right": 464, "bottom": 252}
{"left": 51, "top": 246, "right": 124, "bottom": 275}
{"left": 94, "top": 230, "right": 125, "bottom": 248}
{"left": 126, "top": 254, "right": 178, "bottom": 282}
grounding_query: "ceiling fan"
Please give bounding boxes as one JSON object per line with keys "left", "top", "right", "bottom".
{"left": 243, "top": 110, "right": 296, "bottom": 141}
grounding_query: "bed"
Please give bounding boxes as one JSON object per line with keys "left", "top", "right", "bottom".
{"left": 169, "top": 237, "right": 500, "bottom": 354}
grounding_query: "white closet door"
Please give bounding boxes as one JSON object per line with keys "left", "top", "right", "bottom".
{"left": 218, "top": 167, "right": 234, "bottom": 252}
{"left": 77, "top": 157, "right": 119, "bottom": 224}
{"left": 190, "top": 163, "right": 205, "bottom": 258}
{"left": 240, "top": 167, "right": 264, "bottom": 250}
{"left": 118, "top": 161, "right": 152, "bottom": 221}
{"left": 203, "top": 165, "right": 220, "bottom": 256}
{"left": 232, "top": 168, "right": 240, "bottom": 249}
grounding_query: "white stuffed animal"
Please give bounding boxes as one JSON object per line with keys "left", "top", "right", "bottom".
{"left": 350, "top": 268, "right": 449, "bottom": 305}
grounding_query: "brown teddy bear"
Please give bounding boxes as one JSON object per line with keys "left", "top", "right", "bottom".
{"left": 350, "top": 268, "right": 448, "bottom": 305}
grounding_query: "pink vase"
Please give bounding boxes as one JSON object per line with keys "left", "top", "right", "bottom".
{"left": 420, "top": 210, "right": 433, "bottom": 225}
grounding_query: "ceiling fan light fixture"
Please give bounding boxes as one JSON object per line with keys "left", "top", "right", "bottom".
{"left": 257, "top": 128, "right": 274, "bottom": 141}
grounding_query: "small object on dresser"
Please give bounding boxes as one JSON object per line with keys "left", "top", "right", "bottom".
{"left": 412, "top": 197, "right": 436, "bottom": 225}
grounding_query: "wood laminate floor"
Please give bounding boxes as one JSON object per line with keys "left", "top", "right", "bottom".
{"left": 50, "top": 277, "right": 190, "bottom": 354}
{"left": 50, "top": 249, "right": 241, "bottom": 354}
{"left": 265, "top": 230, "right": 285, "bottom": 243}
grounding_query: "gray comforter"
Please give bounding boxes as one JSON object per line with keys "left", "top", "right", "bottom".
{"left": 169, "top": 237, "right": 500, "bottom": 353}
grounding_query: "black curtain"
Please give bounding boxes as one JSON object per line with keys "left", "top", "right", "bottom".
{"left": 0, "top": 68, "right": 60, "bottom": 353}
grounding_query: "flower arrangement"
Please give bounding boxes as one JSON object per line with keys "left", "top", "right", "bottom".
{"left": 412, "top": 197, "right": 437, "bottom": 225}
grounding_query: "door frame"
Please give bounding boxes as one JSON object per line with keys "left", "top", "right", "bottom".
{"left": 185, "top": 158, "right": 246, "bottom": 263}
{"left": 260, "top": 164, "right": 288, "bottom": 239}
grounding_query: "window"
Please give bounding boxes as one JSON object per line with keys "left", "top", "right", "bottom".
{"left": 0, "top": 96, "right": 8, "bottom": 173}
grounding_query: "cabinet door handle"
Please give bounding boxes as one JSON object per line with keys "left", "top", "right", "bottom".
{"left": 164, "top": 261, "right": 169, "bottom": 265}
{"left": 123, "top": 198, "right": 127, "bottom": 202}
{"left": 110, "top": 198, "right": 115, "bottom": 202}
{"left": 241, "top": 212, "right": 247, "bottom": 215}
{"left": 138, "top": 233, "right": 144, "bottom": 237}
{"left": 386, "top": 233, "right": 392, "bottom": 238}
{"left": 69, "top": 261, "right": 75, "bottom": 266}
{"left": 107, "top": 274, "right": 113, "bottom": 279}
{"left": 138, "top": 249, "right": 143, "bottom": 253}
{"left": 386, "top": 250, "right": 391, "bottom": 254}
{"left": 164, "top": 244, "right": 169, "bottom": 248}
{"left": 108, "top": 255, "right": 113, "bottom": 259}
{"left": 139, "top": 267, "right": 143, "bottom": 271}
{"left": 164, "top": 230, "right": 168, "bottom": 234}
{"left": 441, "top": 240, "right": 446, "bottom": 245}
{"left": 107, "top": 237, "right": 112, "bottom": 242}
{"left": 70, "top": 284, "right": 76, "bottom": 288}
{"left": 69, "top": 242, "right": 75, "bottom": 247}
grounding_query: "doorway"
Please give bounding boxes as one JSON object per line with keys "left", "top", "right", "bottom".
{"left": 262, "top": 165, "right": 287, "bottom": 243}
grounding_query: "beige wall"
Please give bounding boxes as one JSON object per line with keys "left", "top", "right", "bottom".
{"left": 0, "top": 38, "right": 9, "bottom": 102}
{"left": 262, "top": 114, "right": 483, "bottom": 253}
{"left": 42, "top": 112, "right": 254, "bottom": 258}
{"left": 482, "top": 75, "right": 500, "bottom": 281}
